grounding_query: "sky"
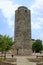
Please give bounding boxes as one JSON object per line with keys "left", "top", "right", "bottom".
{"left": 0, "top": 0, "right": 43, "bottom": 41}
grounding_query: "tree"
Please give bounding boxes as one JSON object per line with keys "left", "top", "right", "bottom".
{"left": 3, "top": 35, "right": 14, "bottom": 59}
{"left": 15, "top": 43, "right": 20, "bottom": 55}
{"left": 15, "top": 41, "right": 21, "bottom": 55}
{"left": 42, "top": 45, "right": 43, "bottom": 50}
{"left": 0, "top": 34, "right": 14, "bottom": 59}
{"left": 0, "top": 35, "right": 4, "bottom": 58}
{"left": 32, "top": 39, "right": 42, "bottom": 53}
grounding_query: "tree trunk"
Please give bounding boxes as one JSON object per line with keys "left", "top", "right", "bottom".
{"left": 17, "top": 49, "right": 19, "bottom": 55}
{"left": 4, "top": 51, "right": 6, "bottom": 60}
{"left": 1, "top": 51, "right": 3, "bottom": 59}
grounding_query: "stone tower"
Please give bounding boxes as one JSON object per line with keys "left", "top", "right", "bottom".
{"left": 14, "top": 6, "right": 32, "bottom": 55}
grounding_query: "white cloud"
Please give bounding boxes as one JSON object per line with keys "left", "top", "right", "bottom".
{"left": 31, "top": 17, "right": 43, "bottom": 30}
{"left": 0, "top": 1, "right": 18, "bottom": 18}
{"left": 31, "top": 0, "right": 43, "bottom": 14}
{"left": 31, "top": 22, "right": 41, "bottom": 30}
{"left": 0, "top": 0, "right": 20, "bottom": 30}
{"left": 37, "top": 18, "right": 43, "bottom": 23}
{"left": 30, "top": 0, "right": 43, "bottom": 30}
{"left": 39, "top": 33, "right": 43, "bottom": 40}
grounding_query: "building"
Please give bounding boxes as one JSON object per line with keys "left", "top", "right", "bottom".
{"left": 14, "top": 6, "right": 32, "bottom": 55}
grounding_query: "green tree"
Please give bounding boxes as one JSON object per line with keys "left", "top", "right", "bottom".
{"left": 0, "top": 34, "right": 14, "bottom": 59}
{"left": 32, "top": 39, "right": 42, "bottom": 53}
{"left": 42, "top": 45, "right": 43, "bottom": 50}
{"left": 3, "top": 35, "right": 13, "bottom": 59}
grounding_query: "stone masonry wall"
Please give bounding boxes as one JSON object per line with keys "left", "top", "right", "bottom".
{"left": 14, "top": 6, "right": 32, "bottom": 55}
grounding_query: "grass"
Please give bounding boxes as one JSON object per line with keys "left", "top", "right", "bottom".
{"left": 5, "top": 58, "right": 17, "bottom": 62}
{"left": 0, "top": 58, "right": 17, "bottom": 62}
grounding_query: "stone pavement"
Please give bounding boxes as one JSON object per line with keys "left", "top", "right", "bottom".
{"left": 16, "top": 56, "right": 36, "bottom": 65}
{"left": 0, "top": 53, "right": 43, "bottom": 65}
{"left": 6, "top": 55, "right": 36, "bottom": 65}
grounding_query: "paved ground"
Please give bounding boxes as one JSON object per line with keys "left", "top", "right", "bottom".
{"left": 8, "top": 56, "right": 36, "bottom": 65}
{"left": 16, "top": 56, "right": 36, "bottom": 65}
{"left": 5, "top": 55, "right": 36, "bottom": 65}
{"left": 0, "top": 53, "right": 43, "bottom": 65}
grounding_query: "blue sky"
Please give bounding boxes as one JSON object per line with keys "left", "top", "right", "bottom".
{"left": 0, "top": 0, "right": 43, "bottom": 41}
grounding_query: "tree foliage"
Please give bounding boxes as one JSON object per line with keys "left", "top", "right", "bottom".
{"left": 32, "top": 39, "right": 42, "bottom": 53}
{"left": 42, "top": 45, "right": 43, "bottom": 50}
{"left": 0, "top": 34, "right": 14, "bottom": 59}
{"left": 0, "top": 35, "right": 13, "bottom": 51}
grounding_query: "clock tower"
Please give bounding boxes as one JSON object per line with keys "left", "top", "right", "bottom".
{"left": 14, "top": 6, "right": 32, "bottom": 55}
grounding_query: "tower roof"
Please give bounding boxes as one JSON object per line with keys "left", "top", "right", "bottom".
{"left": 18, "top": 6, "right": 28, "bottom": 10}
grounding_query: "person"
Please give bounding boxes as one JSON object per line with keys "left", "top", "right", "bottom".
{"left": 12, "top": 54, "right": 13, "bottom": 58}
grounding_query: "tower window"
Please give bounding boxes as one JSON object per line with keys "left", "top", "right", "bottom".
{"left": 25, "top": 10, "right": 27, "bottom": 12}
